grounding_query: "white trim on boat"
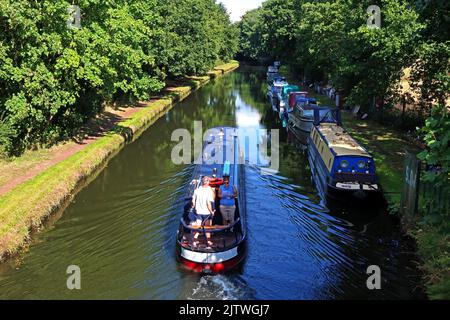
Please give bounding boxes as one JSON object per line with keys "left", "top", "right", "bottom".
{"left": 336, "top": 182, "right": 361, "bottom": 190}
{"left": 181, "top": 247, "right": 238, "bottom": 264}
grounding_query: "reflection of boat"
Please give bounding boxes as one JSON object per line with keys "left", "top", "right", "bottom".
{"left": 176, "top": 128, "right": 247, "bottom": 274}
{"left": 307, "top": 112, "right": 383, "bottom": 202}
{"left": 288, "top": 102, "right": 337, "bottom": 145}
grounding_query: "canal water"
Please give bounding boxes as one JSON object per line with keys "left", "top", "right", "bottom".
{"left": 0, "top": 67, "right": 424, "bottom": 300}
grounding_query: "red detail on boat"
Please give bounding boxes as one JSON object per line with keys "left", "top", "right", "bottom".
{"left": 180, "top": 255, "right": 242, "bottom": 274}
{"left": 209, "top": 178, "right": 224, "bottom": 188}
{"left": 289, "top": 91, "right": 309, "bottom": 108}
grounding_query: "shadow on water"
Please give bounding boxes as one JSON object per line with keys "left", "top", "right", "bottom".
{"left": 0, "top": 67, "right": 425, "bottom": 300}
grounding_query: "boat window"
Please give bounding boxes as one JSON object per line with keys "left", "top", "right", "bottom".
{"left": 319, "top": 110, "right": 335, "bottom": 122}
{"left": 302, "top": 110, "right": 314, "bottom": 117}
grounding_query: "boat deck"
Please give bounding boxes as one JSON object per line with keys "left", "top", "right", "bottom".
{"left": 318, "top": 123, "right": 370, "bottom": 157}
{"left": 180, "top": 230, "right": 242, "bottom": 253}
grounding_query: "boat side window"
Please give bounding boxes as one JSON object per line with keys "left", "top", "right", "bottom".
{"left": 303, "top": 110, "right": 314, "bottom": 117}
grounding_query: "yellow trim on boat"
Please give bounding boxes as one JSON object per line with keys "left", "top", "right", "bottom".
{"left": 311, "top": 128, "right": 335, "bottom": 172}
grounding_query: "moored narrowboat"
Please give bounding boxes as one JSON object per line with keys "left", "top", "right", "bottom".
{"left": 288, "top": 102, "right": 337, "bottom": 145}
{"left": 176, "top": 127, "right": 247, "bottom": 274}
{"left": 276, "top": 85, "right": 300, "bottom": 128}
{"left": 288, "top": 91, "right": 309, "bottom": 111}
{"left": 278, "top": 85, "right": 300, "bottom": 112}
{"left": 267, "top": 66, "right": 279, "bottom": 84}
{"left": 267, "top": 77, "right": 289, "bottom": 111}
{"left": 307, "top": 112, "right": 382, "bottom": 202}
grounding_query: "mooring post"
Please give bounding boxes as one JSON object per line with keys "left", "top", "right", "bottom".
{"left": 400, "top": 151, "right": 421, "bottom": 220}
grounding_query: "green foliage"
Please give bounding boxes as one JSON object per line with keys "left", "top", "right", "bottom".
{"left": 0, "top": 0, "right": 238, "bottom": 156}
{"left": 237, "top": 0, "right": 448, "bottom": 113}
{"left": 418, "top": 105, "right": 450, "bottom": 197}
{"left": 156, "top": 0, "right": 236, "bottom": 77}
{"left": 237, "top": 9, "right": 264, "bottom": 61}
{"left": 414, "top": 222, "right": 450, "bottom": 299}
{"left": 410, "top": 41, "right": 450, "bottom": 115}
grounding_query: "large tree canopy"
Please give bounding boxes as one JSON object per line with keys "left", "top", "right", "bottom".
{"left": 0, "top": 0, "right": 238, "bottom": 156}
{"left": 238, "top": 0, "right": 448, "bottom": 114}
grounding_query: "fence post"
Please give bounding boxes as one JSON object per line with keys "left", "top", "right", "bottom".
{"left": 400, "top": 151, "right": 421, "bottom": 220}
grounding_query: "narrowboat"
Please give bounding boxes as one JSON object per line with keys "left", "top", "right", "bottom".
{"left": 288, "top": 91, "right": 310, "bottom": 112}
{"left": 275, "top": 85, "right": 300, "bottom": 128}
{"left": 278, "top": 85, "right": 300, "bottom": 112}
{"left": 267, "top": 77, "right": 289, "bottom": 111}
{"left": 176, "top": 127, "right": 247, "bottom": 274}
{"left": 288, "top": 101, "right": 337, "bottom": 145}
{"left": 267, "top": 66, "right": 278, "bottom": 74}
{"left": 307, "top": 111, "right": 382, "bottom": 201}
{"left": 267, "top": 66, "right": 279, "bottom": 84}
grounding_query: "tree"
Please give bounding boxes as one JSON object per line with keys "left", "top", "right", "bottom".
{"left": 0, "top": 0, "right": 238, "bottom": 156}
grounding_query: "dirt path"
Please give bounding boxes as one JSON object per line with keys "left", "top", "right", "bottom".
{"left": 0, "top": 101, "right": 156, "bottom": 196}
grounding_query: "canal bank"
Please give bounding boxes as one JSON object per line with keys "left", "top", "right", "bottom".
{"left": 0, "top": 61, "right": 239, "bottom": 261}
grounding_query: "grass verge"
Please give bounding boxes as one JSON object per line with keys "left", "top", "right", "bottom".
{"left": 341, "top": 112, "right": 421, "bottom": 205}
{"left": 0, "top": 61, "right": 239, "bottom": 260}
{"left": 412, "top": 223, "right": 450, "bottom": 299}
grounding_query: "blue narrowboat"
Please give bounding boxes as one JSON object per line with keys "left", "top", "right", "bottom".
{"left": 307, "top": 111, "right": 382, "bottom": 201}
{"left": 176, "top": 128, "right": 247, "bottom": 274}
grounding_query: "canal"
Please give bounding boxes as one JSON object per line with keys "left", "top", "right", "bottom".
{"left": 0, "top": 67, "right": 424, "bottom": 299}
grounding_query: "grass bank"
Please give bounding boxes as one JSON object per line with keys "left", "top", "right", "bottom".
{"left": 0, "top": 61, "right": 239, "bottom": 261}
{"left": 341, "top": 113, "right": 421, "bottom": 206}
{"left": 412, "top": 222, "right": 450, "bottom": 299}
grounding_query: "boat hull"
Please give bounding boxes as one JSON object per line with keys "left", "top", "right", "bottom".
{"left": 288, "top": 115, "right": 314, "bottom": 145}
{"left": 176, "top": 241, "right": 247, "bottom": 274}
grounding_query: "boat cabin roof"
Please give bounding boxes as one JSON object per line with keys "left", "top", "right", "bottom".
{"left": 273, "top": 81, "right": 288, "bottom": 87}
{"left": 282, "top": 85, "right": 300, "bottom": 94}
{"left": 290, "top": 91, "right": 308, "bottom": 96}
{"left": 318, "top": 123, "right": 371, "bottom": 157}
{"left": 296, "top": 97, "right": 318, "bottom": 104}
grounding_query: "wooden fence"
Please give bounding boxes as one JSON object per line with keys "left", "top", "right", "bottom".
{"left": 401, "top": 150, "right": 449, "bottom": 218}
